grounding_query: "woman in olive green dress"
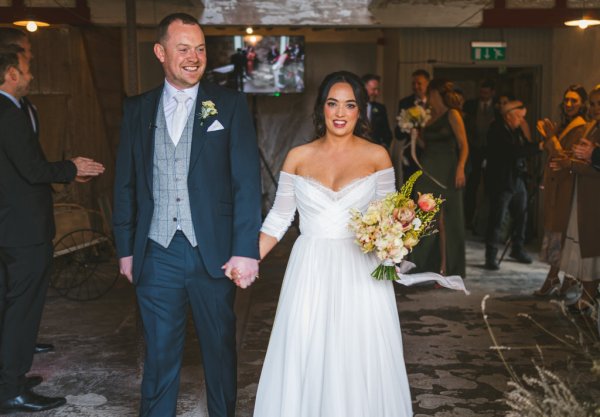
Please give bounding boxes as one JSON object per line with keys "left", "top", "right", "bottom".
{"left": 410, "top": 79, "right": 468, "bottom": 277}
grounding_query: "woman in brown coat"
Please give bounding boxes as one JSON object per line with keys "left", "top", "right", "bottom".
{"left": 535, "top": 85, "right": 587, "bottom": 296}
{"left": 549, "top": 85, "right": 600, "bottom": 313}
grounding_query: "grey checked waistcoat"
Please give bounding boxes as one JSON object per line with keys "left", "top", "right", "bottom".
{"left": 148, "top": 95, "right": 198, "bottom": 248}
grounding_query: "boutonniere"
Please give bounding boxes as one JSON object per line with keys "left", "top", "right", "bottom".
{"left": 372, "top": 107, "right": 379, "bottom": 114}
{"left": 198, "top": 100, "right": 218, "bottom": 126}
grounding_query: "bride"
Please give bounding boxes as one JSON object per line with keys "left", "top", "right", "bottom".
{"left": 248, "top": 71, "right": 413, "bottom": 416}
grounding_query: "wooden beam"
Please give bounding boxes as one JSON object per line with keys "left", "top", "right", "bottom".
{"left": 482, "top": 7, "right": 593, "bottom": 27}
{"left": 555, "top": 0, "right": 567, "bottom": 8}
{"left": 0, "top": 0, "right": 91, "bottom": 26}
{"left": 125, "top": 0, "right": 139, "bottom": 96}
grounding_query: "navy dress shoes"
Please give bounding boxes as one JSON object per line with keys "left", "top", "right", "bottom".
{"left": 0, "top": 390, "right": 66, "bottom": 413}
{"left": 33, "top": 343, "right": 54, "bottom": 354}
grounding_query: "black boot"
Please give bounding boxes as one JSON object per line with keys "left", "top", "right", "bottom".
{"left": 485, "top": 245, "right": 499, "bottom": 270}
{"left": 510, "top": 245, "right": 532, "bottom": 264}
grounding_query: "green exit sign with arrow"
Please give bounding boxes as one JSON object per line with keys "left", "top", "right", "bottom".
{"left": 471, "top": 41, "right": 507, "bottom": 61}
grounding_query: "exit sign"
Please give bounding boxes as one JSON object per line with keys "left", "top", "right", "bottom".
{"left": 471, "top": 41, "right": 506, "bottom": 61}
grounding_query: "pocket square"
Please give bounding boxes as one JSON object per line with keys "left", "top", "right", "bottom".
{"left": 207, "top": 120, "right": 224, "bottom": 132}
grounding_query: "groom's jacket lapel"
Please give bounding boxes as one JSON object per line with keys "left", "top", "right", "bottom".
{"left": 141, "top": 86, "right": 162, "bottom": 194}
{"left": 189, "top": 81, "right": 211, "bottom": 173}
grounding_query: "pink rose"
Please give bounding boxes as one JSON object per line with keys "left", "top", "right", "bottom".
{"left": 418, "top": 193, "right": 436, "bottom": 212}
{"left": 396, "top": 207, "right": 416, "bottom": 226}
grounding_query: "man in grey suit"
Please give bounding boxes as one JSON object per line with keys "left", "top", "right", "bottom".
{"left": 113, "top": 13, "right": 262, "bottom": 417}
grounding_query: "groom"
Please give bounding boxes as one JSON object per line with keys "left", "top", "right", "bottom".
{"left": 113, "top": 13, "right": 261, "bottom": 417}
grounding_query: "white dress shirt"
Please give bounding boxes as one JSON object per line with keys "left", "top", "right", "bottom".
{"left": 162, "top": 80, "right": 199, "bottom": 142}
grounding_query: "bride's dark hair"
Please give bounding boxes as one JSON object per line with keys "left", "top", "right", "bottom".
{"left": 312, "top": 71, "right": 371, "bottom": 140}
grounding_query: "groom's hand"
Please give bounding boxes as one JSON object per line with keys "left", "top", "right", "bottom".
{"left": 222, "top": 256, "right": 259, "bottom": 289}
{"left": 119, "top": 256, "right": 133, "bottom": 283}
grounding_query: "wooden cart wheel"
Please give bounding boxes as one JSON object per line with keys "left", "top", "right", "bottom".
{"left": 51, "top": 229, "right": 119, "bottom": 301}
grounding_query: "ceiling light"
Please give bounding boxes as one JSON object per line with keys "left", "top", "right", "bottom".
{"left": 245, "top": 27, "right": 253, "bottom": 35}
{"left": 13, "top": 19, "right": 50, "bottom": 32}
{"left": 564, "top": 16, "right": 600, "bottom": 29}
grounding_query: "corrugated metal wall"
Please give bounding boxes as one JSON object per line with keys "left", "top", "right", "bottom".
{"left": 383, "top": 28, "right": 553, "bottom": 120}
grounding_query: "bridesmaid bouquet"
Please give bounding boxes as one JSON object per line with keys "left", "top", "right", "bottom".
{"left": 396, "top": 105, "right": 431, "bottom": 133}
{"left": 348, "top": 171, "right": 443, "bottom": 280}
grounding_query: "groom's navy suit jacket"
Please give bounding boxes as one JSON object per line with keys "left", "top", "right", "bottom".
{"left": 113, "top": 80, "right": 262, "bottom": 284}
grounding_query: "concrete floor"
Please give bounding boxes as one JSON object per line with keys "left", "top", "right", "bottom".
{"left": 19, "top": 231, "right": 599, "bottom": 416}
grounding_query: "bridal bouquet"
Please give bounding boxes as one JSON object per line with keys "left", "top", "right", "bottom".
{"left": 397, "top": 105, "right": 430, "bottom": 133}
{"left": 348, "top": 171, "right": 443, "bottom": 280}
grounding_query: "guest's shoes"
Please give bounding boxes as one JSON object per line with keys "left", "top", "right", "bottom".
{"left": 562, "top": 279, "right": 584, "bottom": 306}
{"left": 484, "top": 246, "right": 499, "bottom": 270}
{"left": 484, "top": 259, "right": 499, "bottom": 270}
{"left": 533, "top": 277, "right": 561, "bottom": 297}
{"left": 34, "top": 343, "right": 54, "bottom": 354}
{"left": 0, "top": 390, "right": 66, "bottom": 413}
{"left": 509, "top": 248, "right": 532, "bottom": 264}
{"left": 25, "top": 376, "right": 43, "bottom": 390}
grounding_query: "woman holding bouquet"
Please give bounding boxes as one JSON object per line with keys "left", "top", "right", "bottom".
{"left": 250, "top": 71, "right": 413, "bottom": 416}
{"left": 410, "top": 79, "right": 468, "bottom": 277}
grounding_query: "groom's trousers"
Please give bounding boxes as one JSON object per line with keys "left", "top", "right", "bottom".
{"left": 136, "top": 232, "right": 237, "bottom": 417}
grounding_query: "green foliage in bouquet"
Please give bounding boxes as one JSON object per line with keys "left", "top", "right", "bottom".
{"left": 348, "top": 170, "right": 444, "bottom": 280}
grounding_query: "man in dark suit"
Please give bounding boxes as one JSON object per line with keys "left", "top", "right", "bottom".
{"left": 0, "top": 27, "right": 57, "bottom": 356}
{"left": 484, "top": 100, "right": 539, "bottom": 270}
{"left": 113, "top": 13, "right": 262, "bottom": 417}
{"left": 361, "top": 74, "right": 391, "bottom": 147}
{"left": 462, "top": 79, "right": 498, "bottom": 229}
{"left": 0, "top": 46, "right": 104, "bottom": 413}
{"left": 392, "top": 68, "right": 430, "bottom": 187}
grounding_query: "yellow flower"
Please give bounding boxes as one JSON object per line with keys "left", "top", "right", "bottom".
{"left": 407, "top": 106, "right": 421, "bottom": 119}
{"left": 198, "top": 100, "right": 218, "bottom": 124}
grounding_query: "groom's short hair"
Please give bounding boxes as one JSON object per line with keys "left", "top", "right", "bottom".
{"left": 157, "top": 13, "right": 202, "bottom": 43}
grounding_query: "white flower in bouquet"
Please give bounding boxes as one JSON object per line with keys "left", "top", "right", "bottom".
{"left": 396, "top": 105, "right": 431, "bottom": 134}
{"left": 348, "top": 171, "right": 443, "bottom": 280}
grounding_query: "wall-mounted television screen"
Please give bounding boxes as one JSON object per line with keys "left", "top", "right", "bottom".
{"left": 205, "top": 35, "right": 305, "bottom": 95}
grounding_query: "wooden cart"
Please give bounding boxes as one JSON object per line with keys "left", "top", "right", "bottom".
{"left": 51, "top": 203, "right": 118, "bottom": 301}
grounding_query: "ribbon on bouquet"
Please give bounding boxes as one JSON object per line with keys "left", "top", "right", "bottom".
{"left": 393, "top": 261, "right": 470, "bottom": 295}
{"left": 410, "top": 128, "right": 448, "bottom": 190}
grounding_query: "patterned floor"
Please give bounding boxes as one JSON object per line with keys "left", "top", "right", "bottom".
{"left": 24, "top": 231, "right": 598, "bottom": 416}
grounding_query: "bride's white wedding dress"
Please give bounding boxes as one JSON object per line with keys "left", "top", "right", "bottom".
{"left": 254, "top": 167, "right": 413, "bottom": 417}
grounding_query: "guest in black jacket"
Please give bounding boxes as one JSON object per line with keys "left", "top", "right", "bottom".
{"left": 0, "top": 46, "right": 104, "bottom": 414}
{"left": 362, "top": 74, "right": 392, "bottom": 147}
{"left": 462, "top": 79, "right": 499, "bottom": 228}
{"left": 484, "top": 100, "right": 539, "bottom": 270}
{"left": 391, "top": 69, "right": 430, "bottom": 187}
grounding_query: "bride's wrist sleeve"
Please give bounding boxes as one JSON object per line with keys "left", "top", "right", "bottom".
{"left": 260, "top": 172, "right": 297, "bottom": 241}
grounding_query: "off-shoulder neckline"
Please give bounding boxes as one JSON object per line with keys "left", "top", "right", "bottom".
{"left": 280, "top": 167, "right": 393, "bottom": 194}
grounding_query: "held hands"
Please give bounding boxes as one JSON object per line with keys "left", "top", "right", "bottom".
{"left": 222, "top": 256, "right": 259, "bottom": 289}
{"left": 119, "top": 256, "right": 133, "bottom": 283}
{"left": 71, "top": 157, "right": 105, "bottom": 182}
{"left": 573, "top": 138, "right": 595, "bottom": 163}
